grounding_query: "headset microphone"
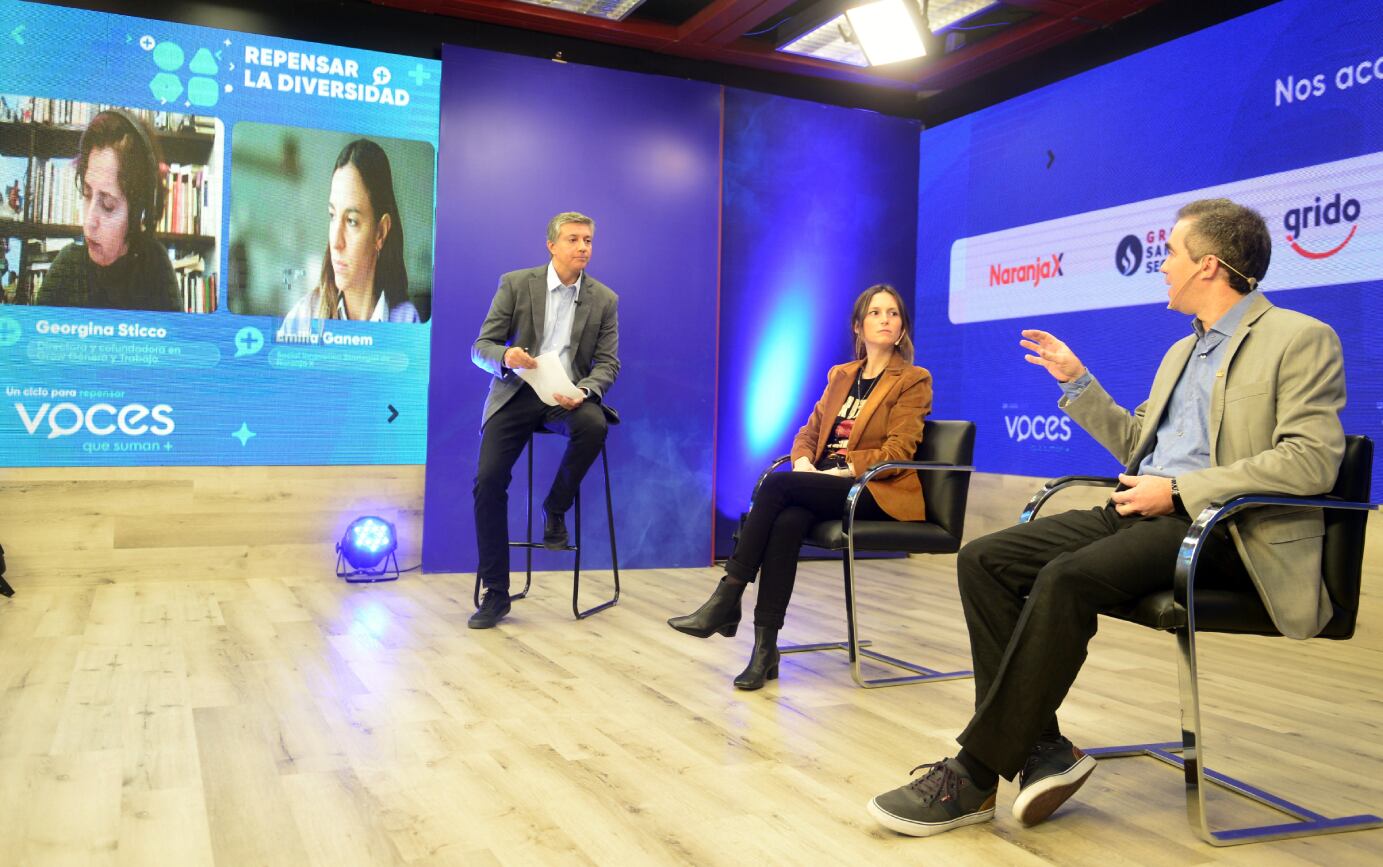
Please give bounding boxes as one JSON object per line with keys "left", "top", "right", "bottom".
{"left": 1166, "top": 255, "right": 1260, "bottom": 310}
{"left": 1167, "top": 257, "right": 1200, "bottom": 312}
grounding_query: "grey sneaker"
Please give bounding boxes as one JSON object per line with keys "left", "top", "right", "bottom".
{"left": 1012, "top": 737, "right": 1096, "bottom": 826}
{"left": 868, "top": 757, "right": 997, "bottom": 837}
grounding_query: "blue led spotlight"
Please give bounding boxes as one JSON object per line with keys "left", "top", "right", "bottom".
{"left": 336, "top": 516, "right": 400, "bottom": 582}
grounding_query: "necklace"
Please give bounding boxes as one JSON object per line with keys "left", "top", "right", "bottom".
{"left": 854, "top": 364, "right": 881, "bottom": 408}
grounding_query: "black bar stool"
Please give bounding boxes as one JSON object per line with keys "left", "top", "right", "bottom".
{"left": 472, "top": 428, "right": 620, "bottom": 619}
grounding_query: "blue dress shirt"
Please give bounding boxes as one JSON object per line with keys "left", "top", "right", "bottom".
{"left": 540, "top": 261, "right": 581, "bottom": 383}
{"left": 1059, "top": 289, "right": 1261, "bottom": 478}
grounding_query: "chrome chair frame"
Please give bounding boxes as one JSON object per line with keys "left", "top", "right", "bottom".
{"left": 472, "top": 436, "right": 619, "bottom": 620}
{"left": 753, "top": 455, "right": 976, "bottom": 688}
{"left": 1022, "top": 476, "right": 1381, "bottom": 845}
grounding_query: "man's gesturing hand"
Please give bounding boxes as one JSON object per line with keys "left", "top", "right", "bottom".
{"left": 1020, "top": 330, "right": 1086, "bottom": 383}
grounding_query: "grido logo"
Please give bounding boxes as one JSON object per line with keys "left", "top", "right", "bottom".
{"left": 1283, "top": 192, "right": 1361, "bottom": 259}
{"left": 1115, "top": 227, "right": 1170, "bottom": 276}
{"left": 989, "top": 253, "right": 1064, "bottom": 288}
{"left": 1115, "top": 235, "right": 1142, "bottom": 276}
{"left": 1004, "top": 414, "right": 1072, "bottom": 442}
{"left": 14, "top": 402, "right": 175, "bottom": 439}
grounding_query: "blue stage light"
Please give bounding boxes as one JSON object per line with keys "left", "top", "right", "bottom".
{"left": 745, "top": 290, "right": 813, "bottom": 458}
{"left": 336, "top": 516, "right": 400, "bottom": 582}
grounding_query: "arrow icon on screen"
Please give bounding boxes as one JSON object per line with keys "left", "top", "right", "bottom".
{"left": 11, "top": 24, "right": 26, "bottom": 45}
{"left": 387, "top": 404, "right": 399, "bottom": 423}
{"left": 1046, "top": 149, "right": 1055, "bottom": 169}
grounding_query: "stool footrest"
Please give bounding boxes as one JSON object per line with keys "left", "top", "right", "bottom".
{"left": 474, "top": 440, "right": 620, "bottom": 620}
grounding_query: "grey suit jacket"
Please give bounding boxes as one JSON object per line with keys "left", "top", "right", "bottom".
{"left": 1062, "top": 292, "right": 1346, "bottom": 639}
{"left": 472, "top": 264, "right": 621, "bottom": 429}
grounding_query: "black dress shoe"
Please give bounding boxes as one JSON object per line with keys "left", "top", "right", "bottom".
{"left": 468, "top": 588, "right": 511, "bottom": 629}
{"left": 543, "top": 510, "right": 569, "bottom": 550}
{"left": 667, "top": 578, "right": 745, "bottom": 638}
{"left": 733, "top": 626, "right": 781, "bottom": 690}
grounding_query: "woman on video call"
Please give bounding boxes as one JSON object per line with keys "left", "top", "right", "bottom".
{"left": 667, "top": 284, "right": 934, "bottom": 690}
{"left": 40, "top": 109, "right": 181, "bottom": 312}
{"left": 284, "top": 138, "right": 419, "bottom": 325}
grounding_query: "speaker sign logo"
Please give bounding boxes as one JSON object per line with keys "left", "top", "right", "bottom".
{"left": 947, "top": 150, "right": 1383, "bottom": 323}
{"left": 1115, "top": 235, "right": 1142, "bottom": 276}
{"left": 1283, "top": 192, "right": 1361, "bottom": 259}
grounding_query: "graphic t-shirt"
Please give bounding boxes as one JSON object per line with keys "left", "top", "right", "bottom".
{"left": 816, "top": 373, "right": 880, "bottom": 471}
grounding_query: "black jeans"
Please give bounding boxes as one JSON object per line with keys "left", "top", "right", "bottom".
{"left": 954, "top": 503, "right": 1252, "bottom": 778}
{"left": 473, "top": 387, "right": 608, "bottom": 592}
{"left": 726, "top": 470, "right": 887, "bottom": 629}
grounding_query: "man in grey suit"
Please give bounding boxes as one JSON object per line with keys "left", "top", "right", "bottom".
{"left": 869, "top": 198, "right": 1347, "bottom": 837}
{"left": 469, "top": 211, "right": 620, "bottom": 628}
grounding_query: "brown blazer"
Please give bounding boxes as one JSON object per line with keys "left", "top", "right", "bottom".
{"left": 790, "top": 354, "right": 933, "bottom": 522}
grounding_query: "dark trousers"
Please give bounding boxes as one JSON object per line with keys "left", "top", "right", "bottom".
{"left": 726, "top": 470, "right": 886, "bottom": 629}
{"left": 473, "top": 387, "right": 608, "bottom": 592}
{"left": 955, "top": 503, "right": 1253, "bottom": 778}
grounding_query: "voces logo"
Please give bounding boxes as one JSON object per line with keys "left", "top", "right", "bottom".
{"left": 988, "top": 253, "right": 1064, "bottom": 288}
{"left": 1004, "top": 414, "right": 1072, "bottom": 442}
{"left": 1283, "top": 193, "right": 1361, "bottom": 259}
{"left": 14, "top": 402, "right": 175, "bottom": 439}
{"left": 1115, "top": 227, "right": 1171, "bottom": 277}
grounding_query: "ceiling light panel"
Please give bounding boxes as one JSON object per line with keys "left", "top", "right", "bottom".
{"left": 778, "top": 15, "right": 870, "bottom": 67}
{"left": 510, "top": 0, "right": 648, "bottom": 22}
{"left": 927, "top": 0, "right": 1001, "bottom": 31}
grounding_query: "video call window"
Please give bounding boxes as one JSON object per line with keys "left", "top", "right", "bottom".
{"left": 227, "top": 122, "right": 434, "bottom": 325}
{"left": 0, "top": 94, "right": 223, "bottom": 313}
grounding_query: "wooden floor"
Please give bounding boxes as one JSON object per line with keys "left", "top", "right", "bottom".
{"left": 1, "top": 561, "right": 1381, "bottom": 864}
{"left": 1, "top": 468, "right": 1381, "bottom": 864}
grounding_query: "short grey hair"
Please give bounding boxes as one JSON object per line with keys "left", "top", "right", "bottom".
{"left": 547, "top": 211, "right": 595, "bottom": 244}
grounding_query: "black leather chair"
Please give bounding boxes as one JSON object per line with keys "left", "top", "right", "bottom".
{"left": 472, "top": 429, "right": 620, "bottom": 619}
{"left": 0, "top": 544, "right": 11, "bottom": 598}
{"left": 752, "top": 419, "right": 976, "bottom": 687}
{"left": 1020, "top": 435, "right": 1379, "bottom": 845}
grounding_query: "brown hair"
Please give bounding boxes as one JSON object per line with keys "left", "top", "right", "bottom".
{"left": 316, "top": 139, "right": 408, "bottom": 318}
{"left": 851, "top": 283, "right": 914, "bottom": 363}
{"left": 1175, "top": 198, "right": 1271, "bottom": 294}
{"left": 74, "top": 109, "right": 164, "bottom": 238}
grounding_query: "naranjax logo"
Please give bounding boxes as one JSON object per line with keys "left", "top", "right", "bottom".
{"left": 989, "top": 253, "right": 1064, "bottom": 288}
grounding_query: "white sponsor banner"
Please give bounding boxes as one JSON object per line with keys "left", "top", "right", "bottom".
{"left": 948, "top": 150, "right": 1383, "bottom": 323}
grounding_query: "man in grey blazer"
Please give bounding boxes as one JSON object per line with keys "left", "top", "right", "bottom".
{"left": 469, "top": 212, "right": 620, "bottom": 628}
{"left": 869, "top": 198, "right": 1346, "bottom": 838}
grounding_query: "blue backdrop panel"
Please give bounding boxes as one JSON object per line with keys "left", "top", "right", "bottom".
{"left": 422, "top": 47, "right": 721, "bottom": 573}
{"left": 917, "top": 0, "right": 1383, "bottom": 501}
{"left": 715, "top": 90, "right": 920, "bottom": 557}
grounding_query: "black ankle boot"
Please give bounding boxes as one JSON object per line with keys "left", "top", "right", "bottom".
{"left": 733, "top": 626, "right": 780, "bottom": 690}
{"left": 667, "top": 578, "right": 745, "bottom": 638}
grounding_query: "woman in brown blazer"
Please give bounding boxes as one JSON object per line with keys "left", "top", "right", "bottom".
{"left": 668, "top": 284, "right": 933, "bottom": 689}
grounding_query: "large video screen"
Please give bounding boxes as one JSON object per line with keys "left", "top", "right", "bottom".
{"left": 0, "top": 0, "right": 439, "bottom": 465}
{"left": 916, "top": 0, "right": 1382, "bottom": 500}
